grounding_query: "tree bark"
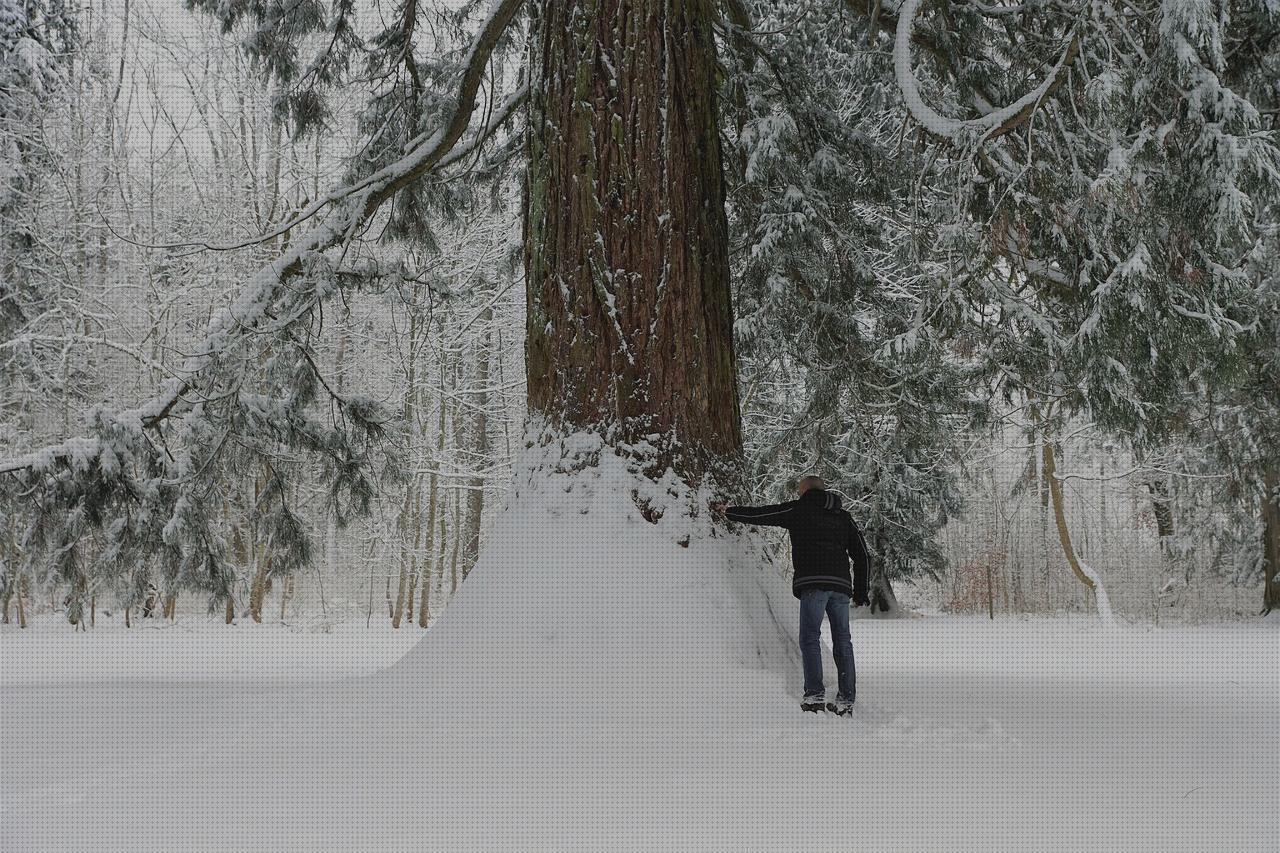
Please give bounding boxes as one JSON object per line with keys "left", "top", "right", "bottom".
{"left": 524, "top": 0, "right": 742, "bottom": 482}
{"left": 1262, "top": 466, "right": 1280, "bottom": 615}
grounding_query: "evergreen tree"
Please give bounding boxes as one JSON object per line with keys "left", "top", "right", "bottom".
{"left": 720, "top": 0, "right": 978, "bottom": 608}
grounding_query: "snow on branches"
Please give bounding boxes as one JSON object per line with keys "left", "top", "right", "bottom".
{"left": 0, "top": 0, "right": 524, "bottom": 613}
{"left": 893, "top": 0, "right": 1080, "bottom": 144}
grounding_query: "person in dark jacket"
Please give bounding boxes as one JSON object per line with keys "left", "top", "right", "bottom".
{"left": 711, "top": 476, "right": 870, "bottom": 714}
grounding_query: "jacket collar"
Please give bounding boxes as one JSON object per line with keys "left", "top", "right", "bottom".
{"left": 799, "top": 488, "right": 842, "bottom": 511}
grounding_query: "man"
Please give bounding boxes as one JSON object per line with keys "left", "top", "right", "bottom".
{"left": 711, "top": 476, "right": 870, "bottom": 715}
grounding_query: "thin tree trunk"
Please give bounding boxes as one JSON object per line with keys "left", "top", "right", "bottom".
{"left": 247, "top": 468, "right": 273, "bottom": 623}
{"left": 864, "top": 470, "right": 899, "bottom": 615}
{"left": 1041, "top": 428, "right": 1112, "bottom": 622}
{"left": 1262, "top": 466, "right": 1280, "bottom": 615}
{"left": 228, "top": 503, "right": 248, "bottom": 623}
{"left": 406, "top": 480, "right": 422, "bottom": 624}
{"left": 279, "top": 575, "right": 292, "bottom": 622}
{"left": 67, "top": 569, "right": 87, "bottom": 630}
{"left": 451, "top": 358, "right": 464, "bottom": 594}
{"left": 1032, "top": 410, "right": 1051, "bottom": 610}
{"left": 451, "top": 482, "right": 462, "bottom": 595}
{"left": 1147, "top": 479, "right": 1175, "bottom": 540}
{"left": 391, "top": 484, "right": 412, "bottom": 629}
{"left": 868, "top": 564, "right": 900, "bottom": 615}
{"left": 463, "top": 306, "right": 492, "bottom": 579}
{"left": 249, "top": 553, "right": 273, "bottom": 624}
{"left": 1131, "top": 446, "right": 1176, "bottom": 545}
{"left": 1043, "top": 436, "right": 1092, "bottom": 591}
{"left": 326, "top": 305, "right": 351, "bottom": 576}
{"left": 436, "top": 497, "right": 447, "bottom": 597}
{"left": 393, "top": 305, "right": 422, "bottom": 629}
{"left": 404, "top": 535, "right": 419, "bottom": 625}
{"left": 525, "top": 0, "right": 742, "bottom": 482}
{"left": 419, "top": 376, "right": 445, "bottom": 627}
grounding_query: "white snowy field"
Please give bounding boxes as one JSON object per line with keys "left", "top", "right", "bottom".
{"left": 0, "top": 615, "right": 422, "bottom": 687}
{"left": 3, "top": 435, "right": 1277, "bottom": 852}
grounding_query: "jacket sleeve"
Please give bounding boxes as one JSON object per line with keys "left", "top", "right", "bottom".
{"left": 847, "top": 515, "right": 871, "bottom": 603}
{"left": 725, "top": 501, "right": 797, "bottom": 529}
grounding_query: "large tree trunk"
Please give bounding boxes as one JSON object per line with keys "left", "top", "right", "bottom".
{"left": 524, "top": 0, "right": 742, "bottom": 482}
{"left": 1262, "top": 466, "right": 1280, "bottom": 615}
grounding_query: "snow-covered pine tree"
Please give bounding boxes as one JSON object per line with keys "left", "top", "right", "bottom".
{"left": 0, "top": 0, "right": 526, "bottom": 619}
{"left": 718, "top": 0, "right": 979, "bottom": 611}
{"left": 1, "top": 0, "right": 82, "bottom": 623}
{"left": 876, "top": 0, "right": 1280, "bottom": 613}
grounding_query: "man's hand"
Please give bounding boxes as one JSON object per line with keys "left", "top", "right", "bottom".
{"left": 709, "top": 501, "right": 728, "bottom": 518}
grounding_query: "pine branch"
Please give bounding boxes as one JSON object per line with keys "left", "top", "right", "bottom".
{"left": 893, "top": 0, "right": 1081, "bottom": 143}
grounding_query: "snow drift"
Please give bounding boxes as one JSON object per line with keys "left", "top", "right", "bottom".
{"left": 385, "top": 428, "right": 805, "bottom": 706}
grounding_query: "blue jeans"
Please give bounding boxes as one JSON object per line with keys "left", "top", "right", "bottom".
{"left": 799, "top": 588, "right": 855, "bottom": 703}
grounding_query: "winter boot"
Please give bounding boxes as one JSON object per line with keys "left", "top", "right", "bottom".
{"left": 801, "top": 696, "right": 826, "bottom": 713}
{"left": 826, "top": 699, "right": 854, "bottom": 717}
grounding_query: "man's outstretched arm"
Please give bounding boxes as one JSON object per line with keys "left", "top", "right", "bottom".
{"left": 717, "top": 501, "right": 797, "bottom": 529}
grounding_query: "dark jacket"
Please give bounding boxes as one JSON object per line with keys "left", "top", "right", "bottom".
{"left": 727, "top": 489, "right": 870, "bottom": 603}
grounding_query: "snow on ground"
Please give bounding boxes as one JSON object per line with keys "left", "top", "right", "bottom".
{"left": 2, "top": 433, "right": 1277, "bottom": 851}
{"left": 0, "top": 614, "right": 421, "bottom": 687}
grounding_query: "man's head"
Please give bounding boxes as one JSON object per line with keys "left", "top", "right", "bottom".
{"left": 796, "top": 475, "right": 826, "bottom": 496}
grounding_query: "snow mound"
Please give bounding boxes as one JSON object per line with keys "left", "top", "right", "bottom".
{"left": 384, "top": 427, "right": 806, "bottom": 716}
